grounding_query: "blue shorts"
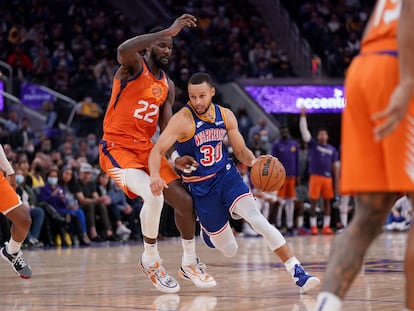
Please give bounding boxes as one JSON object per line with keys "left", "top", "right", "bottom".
{"left": 186, "top": 162, "right": 252, "bottom": 234}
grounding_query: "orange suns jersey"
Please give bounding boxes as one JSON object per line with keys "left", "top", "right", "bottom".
{"left": 361, "top": 0, "right": 401, "bottom": 53}
{"left": 102, "top": 59, "right": 169, "bottom": 152}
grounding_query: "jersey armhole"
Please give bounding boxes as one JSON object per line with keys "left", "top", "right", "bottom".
{"left": 177, "top": 107, "right": 196, "bottom": 143}
{"left": 218, "top": 106, "right": 228, "bottom": 129}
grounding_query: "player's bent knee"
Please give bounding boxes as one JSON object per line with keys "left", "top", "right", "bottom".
{"left": 139, "top": 194, "right": 164, "bottom": 239}
{"left": 220, "top": 241, "right": 238, "bottom": 257}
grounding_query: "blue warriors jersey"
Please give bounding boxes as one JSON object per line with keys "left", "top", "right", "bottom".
{"left": 175, "top": 103, "right": 252, "bottom": 234}
{"left": 175, "top": 103, "right": 231, "bottom": 195}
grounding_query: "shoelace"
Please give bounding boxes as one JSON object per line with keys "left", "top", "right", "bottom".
{"left": 12, "top": 254, "right": 27, "bottom": 269}
{"left": 192, "top": 261, "right": 207, "bottom": 274}
{"left": 145, "top": 262, "right": 167, "bottom": 278}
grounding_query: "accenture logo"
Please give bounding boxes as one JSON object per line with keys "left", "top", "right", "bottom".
{"left": 295, "top": 88, "right": 345, "bottom": 110}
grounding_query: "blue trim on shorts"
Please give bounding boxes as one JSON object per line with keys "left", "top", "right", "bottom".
{"left": 100, "top": 140, "right": 121, "bottom": 168}
{"left": 360, "top": 50, "right": 398, "bottom": 57}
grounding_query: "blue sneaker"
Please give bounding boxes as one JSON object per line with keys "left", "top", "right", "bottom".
{"left": 200, "top": 228, "right": 215, "bottom": 248}
{"left": 293, "top": 264, "right": 320, "bottom": 293}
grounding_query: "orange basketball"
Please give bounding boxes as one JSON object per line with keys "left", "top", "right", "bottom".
{"left": 250, "top": 155, "right": 286, "bottom": 192}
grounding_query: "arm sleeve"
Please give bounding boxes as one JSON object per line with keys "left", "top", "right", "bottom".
{"left": 0, "top": 145, "right": 14, "bottom": 175}
{"left": 299, "top": 116, "right": 311, "bottom": 143}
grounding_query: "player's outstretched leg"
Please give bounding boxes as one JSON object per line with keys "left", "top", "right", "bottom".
{"left": 233, "top": 195, "right": 320, "bottom": 292}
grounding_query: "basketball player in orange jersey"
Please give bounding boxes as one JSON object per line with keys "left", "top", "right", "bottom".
{"left": 0, "top": 143, "right": 32, "bottom": 279}
{"left": 315, "top": 1, "right": 414, "bottom": 310}
{"left": 99, "top": 14, "right": 216, "bottom": 293}
{"left": 149, "top": 72, "right": 320, "bottom": 293}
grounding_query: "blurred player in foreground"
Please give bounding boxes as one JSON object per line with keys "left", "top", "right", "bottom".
{"left": 315, "top": 1, "right": 414, "bottom": 310}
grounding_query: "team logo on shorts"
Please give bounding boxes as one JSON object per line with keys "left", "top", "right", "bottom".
{"left": 152, "top": 86, "right": 163, "bottom": 98}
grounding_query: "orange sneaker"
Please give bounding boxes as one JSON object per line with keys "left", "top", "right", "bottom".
{"left": 322, "top": 226, "right": 334, "bottom": 235}
{"left": 310, "top": 226, "right": 318, "bottom": 235}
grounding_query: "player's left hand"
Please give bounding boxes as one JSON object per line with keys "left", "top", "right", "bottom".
{"left": 150, "top": 177, "right": 168, "bottom": 196}
{"left": 372, "top": 81, "right": 414, "bottom": 141}
{"left": 175, "top": 155, "right": 198, "bottom": 172}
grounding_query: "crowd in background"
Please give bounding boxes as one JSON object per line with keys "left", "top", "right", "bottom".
{"left": 281, "top": 0, "right": 375, "bottom": 77}
{"left": 0, "top": 0, "right": 411, "bottom": 249}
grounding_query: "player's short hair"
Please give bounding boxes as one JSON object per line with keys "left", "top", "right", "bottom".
{"left": 188, "top": 72, "right": 214, "bottom": 87}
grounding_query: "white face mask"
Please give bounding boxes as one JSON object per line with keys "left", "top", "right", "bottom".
{"left": 15, "top": 174, "right": 24, "bottom": 184}
{"left": 48, "top": 177, "right": 58, "bottom": 185}
{"left": 26, "top": 145, "right": 34, "bottom": 153}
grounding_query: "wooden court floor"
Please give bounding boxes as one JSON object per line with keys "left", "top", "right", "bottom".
{"left": 0, "top": 232, "right": 407, "bottom": 311}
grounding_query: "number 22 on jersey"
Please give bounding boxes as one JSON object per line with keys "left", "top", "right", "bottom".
{"left": 133, "top": 100, "right": 159, "bottom": 123}
{"left": 372, "top": 0, "right": 401, "bottom": 27}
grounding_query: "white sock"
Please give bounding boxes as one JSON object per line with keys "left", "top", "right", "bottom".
{"left": 7, "top": 238, "right": 22, "bottom": 254}
{"left": 340, "top": 213, "right": 348, "bottom": 227}
{"left": 310, "top": 216, "right": 317, "bottom": 227}
{"left": 315, "top": 292, "right": 342, "bottom": 311}
{"left": 323, "top": 216, "right": 331, "bottom": 228}
{"left": 142, "top": 242, "right": 160, "bottom": 264}
{"left": 181, "top": 238, "right": 197, "bottom": 266}
{"left": 297, "top": 215, "right": 304, "bottom": 228}
{"left": 284, "top": 256, "right": 300, "bottom": 275}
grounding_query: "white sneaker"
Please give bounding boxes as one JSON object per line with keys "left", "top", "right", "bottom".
{"left": 179, "top": 258, "right": 216, "bottom": 288}
{"left": 116, "top": 224, "right": 131, "bottom": 237}
{"left": 140, "top": 257, "right": 180, "bottom": 293}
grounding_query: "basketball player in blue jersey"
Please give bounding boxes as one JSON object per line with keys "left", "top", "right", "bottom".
{"left": 148, "top": 72, "right": 320, "bottom": 292}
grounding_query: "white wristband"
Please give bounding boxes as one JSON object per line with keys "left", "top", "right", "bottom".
{"left": 170, "top": 150, "right": 180, "bottom": 162}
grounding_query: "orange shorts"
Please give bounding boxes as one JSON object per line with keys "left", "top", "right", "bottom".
{"left": 277, "top": 176, "right": 296, "bottom": 198}
{"left": 341, "top": 54, "right": 414, "bottom": 194}
{"left": 99, "top": 141, "right": 179, "bottom": 199}
{"left": 309, "top": 175, "right": 334, "bottom": 200}
{"left": 0, "top": 174, "right": 22, "bottom": 214}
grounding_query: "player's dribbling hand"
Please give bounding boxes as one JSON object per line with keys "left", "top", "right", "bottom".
{"left": 167, "top": 14, "right": 197, "bottom": 37}
{"left": 372, "top": 81, "right": 414, "bottom": 141}
{"left": 150, "top": 177, "right": 168, "bottom": 196}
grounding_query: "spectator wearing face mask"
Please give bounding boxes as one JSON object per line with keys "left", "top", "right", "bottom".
{"left": 38, "top": 167, "right": 90, "bottom": 246}
{"left": 86, "top": 133, "right": 99, "bottom": 165}
{"left": 248, "top": 118, "right": 278, "bottom": 153}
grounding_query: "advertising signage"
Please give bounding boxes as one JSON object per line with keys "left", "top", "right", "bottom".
{"left": 244, "top": 85, "right": 345, "bottom": 114}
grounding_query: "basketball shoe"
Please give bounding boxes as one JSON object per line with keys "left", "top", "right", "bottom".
{"left": 139, "top": 257, "right": 180, "bottom": 293}
{"left": 200, "top": 228, "right": 215, "bottom": 248}
{"left": 1, "top": 242, "right": 32, "bottom": 279}
{"left": 292, "top": 264, "right": 320, "bottom": 293}
{"left": 322, "top": 226, "right": 334, "bottom": 235}
{"left": 179, "top": 258, "right": 217, "bottom": 288}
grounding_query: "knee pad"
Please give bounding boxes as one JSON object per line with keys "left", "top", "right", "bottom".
{"left": 208, "top": 224, "right": 238, "bottom": 257}
{"left": 233, "top": 195, "right": 286, "bottom": 251}
{"left": 123, "top": 168, "right": 165, "bottom": 239}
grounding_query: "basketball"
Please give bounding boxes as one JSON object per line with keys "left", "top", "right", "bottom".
{"left": 250, "top": 155, "right": 286, "bottom": 192}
